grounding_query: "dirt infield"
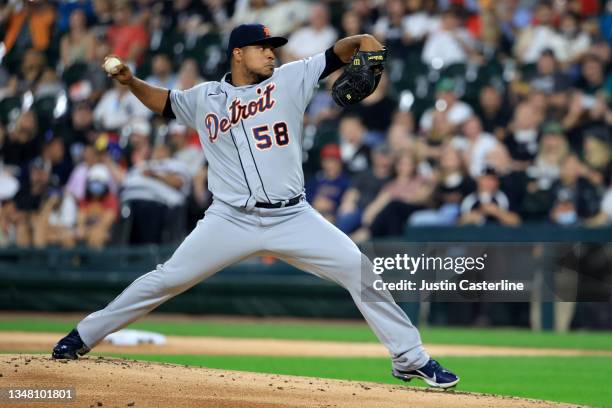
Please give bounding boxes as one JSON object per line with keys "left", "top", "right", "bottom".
{"left": 0, "top": 354, "right": 575, "bottom": 408}
{"left": 1, "top": 331, "right": 611, "bottom": 358}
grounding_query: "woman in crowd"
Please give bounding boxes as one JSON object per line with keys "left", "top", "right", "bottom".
{"left": 364, "top": 149, "right": 435, "bottom": 237}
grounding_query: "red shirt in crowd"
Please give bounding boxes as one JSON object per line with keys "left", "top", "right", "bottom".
{"left": 79, "top": 193, "right": 119, "bottom": 214}
{"left": 106, "top": 23, "right": 149, "bottom": 64}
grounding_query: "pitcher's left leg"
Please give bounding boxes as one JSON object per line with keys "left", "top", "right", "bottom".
{"left": 267, "top": 205, "right": 428, "bottom": 370}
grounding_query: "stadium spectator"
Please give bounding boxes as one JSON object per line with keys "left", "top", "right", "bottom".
{"left": 421, "top": 7, "right": 478, "bottom": 67}
{"left": 403, "top": 0, "right": 437, "bottom": 45}
{"left": 106, "top": 1, "right": 149, "bottom": 67}
{"left": 562, "top": 88, "right": 608, "bottom": 151}
{"left": 121, "top": 118, "right": 152, "bottom": 168}
{"left": 264, "top": 0, "right": 311, "bottom": 37}
{"left": 12, "top": 157, "right": 51, "bottom": 246}
{"left": 93, "top": 82, "right": 151, "bottom": 132}
{"left": 167, "top": 121, "right": 204, "bottom": 177}
{"left": 337, "top": 143, "right": 394, "bottom": 234}
{"left": 366, "top": 149, "right": 435, "bottom": 237}
{"left": 527, "top": 123, "right": 570, "bottom": 190}
{"left": 419, "top": 110, "right": 455, "bottom": 162}
{"left": 347, "top": 0, "right": 376, "bottom": 32}
{"left": 284, "top": 3, "right": 337, "bottom": 61}
{"left": 575, "top": 54, "right": 610, "bottom": 95}
{"left": 520, "top": 123, "right": 569, "bottom": 221}
{"left": 505, "top": 102, "right": 544, "bottom": 170}
{"left": 306, "top": 144, "right": 350, "bottom": 222}
{"left": 343, "top": 75, "right": 396, "bottom": 134}
{"left": 485, "top": 143, "right": 528, "bottom": 217}
{"left": 40, "top": 133, "right": 72, "bottom": 186}
{"left": 75, "top": 164, "right": 118, "bottom": 248}
{"left": 549, "top": 154, "right": 600, "bottom": 225}
{"left": 340, "top": 10, "right": 363, "bottom": 38}
{"left": 338, "top": 114, "right": 371, "bottom": 174}
{"left": 0, "top": 169, "right": 20, "bottom": 246}
{"left": 1, "top": 0, "right": 56, "bottom": 74}
{"left": 410, "top": 144, "right": 475, "bottom": 226}
{"left": 514, "top": 2, "right": 565, "bottom": 64}
{"left": 176, "top": 58, "right": 204, "bottom": 90}
{"left": 145, "top": 54, "right": 177, "bottom": 89}
{"left": 172, "top": 14, "right": 212, "bottom": 71}
{"left": 386, "top": 123, "right": 415, "bottom": 152}
{"left": 498, "top": 0, "right": 534, "bottom": 55}
{"left": 558, "top": 12, "right": 592, "bottom": 66}
{"left": 56, "top": 0, "right": 96, "bottom": 34}
{"left": 453, "top": 116, "right": 499, "bottom": 178}
{"left": 419, "top": 78, "right": 473, "bottom": 134}
{"left": 581, "top": 127, "right": 611, "bottom": 187}
{"left": 11, "top": 49, "right": 53, "bottom": 97}
{"left": 304, "top": 70, "right": 341, "bottom": 127}
{"left": 476, "top": 85, "right": 511, "bottom": 140}
{"left": 232, "top": 0, "right": 272, "bottom": 27}
{"left": 372, "top": 0, "right": 407, "bottom": 46}
{"left": 167, "top": 121, "right": 209, "bottom": 230}
{"left": 65, "top": 144, "right": 120, "bottom": 202}
{"left": 60, "top": 8, "right": 95, "bottom": 69}
{"left": 91, "top": 0, "right": 114, "bottom": 37}
{"left": 63, "top": 101, "right": 97, "bottom": 150}
{"left": 527, "top": 49, "right": 572, "bottom": 95}
{"left": 120, "top": 143, "right": 191, "bottom": 245}
{"left": 31, "top": 182, "right": 77, "bottom": 248}
{"left": 459, "top": 166, "right": 521, "bottom": 226}
{"left": 147, "top": 10, "right": 173, "bottom": 57}
{"left": 0, "top": 110, "right": 40, "bottom": 171}
{"left": 206, "top": 0, "right": 232, "bottom": 31}
{"left": 80, "top": 37, "right": 113, "bottom": 102}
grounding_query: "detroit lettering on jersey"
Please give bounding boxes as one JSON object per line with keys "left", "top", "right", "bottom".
{"left": 204, "top": 83, "right": 276, "bottom": 143}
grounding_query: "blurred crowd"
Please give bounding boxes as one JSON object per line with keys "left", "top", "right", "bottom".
{"left": 0, "top": 0, "right": 611, "bottom": 249}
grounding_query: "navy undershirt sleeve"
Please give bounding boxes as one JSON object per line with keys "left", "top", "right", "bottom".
{"left": 319, "top": 46, "right": 346, "bottom": 80}
{"left": 162, "top": 90, "right": 176, "bottom": 119}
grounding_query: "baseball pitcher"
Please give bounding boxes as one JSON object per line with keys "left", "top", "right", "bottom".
{"left": 52, "top": 24, "right": 459, "bottom": 388}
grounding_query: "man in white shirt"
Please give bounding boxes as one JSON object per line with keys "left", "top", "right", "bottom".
{"left": 93, "top": 82, "right": 151, "bottom": 131}
{"left": 419, "top": 78, "right": 473, "bottom": 133}
{"left": 167, "top": 121, "right": 205, "bottom": 177}
{"left": 452, "top": 116, "right": 499, "bottom": 178}
{"left": 421, "top": 8, "right": 477, "bottom": 67}
{"left": 284, "top": 3, "right": 337, "bottom": 61}
{"left": 514, "top": 3, "right": 565, "bottom": 64}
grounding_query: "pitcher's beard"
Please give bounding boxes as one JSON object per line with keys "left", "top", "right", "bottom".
{"left": 246, "top": 68, "right": 273, "bottom": 84}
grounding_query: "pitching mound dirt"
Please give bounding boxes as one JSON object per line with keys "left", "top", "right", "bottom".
{"left": 1, "top": 354, "right": 574, "bottom": 408}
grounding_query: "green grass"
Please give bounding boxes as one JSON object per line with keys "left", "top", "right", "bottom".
{"left": 91, "top": 354, "right": 612, "bottom": 407}
{"left": 1, "top": 317, "right": 611, "bottom": 350}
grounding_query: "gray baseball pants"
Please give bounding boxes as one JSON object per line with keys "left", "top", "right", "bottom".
{"left": 77, "top": 200, "right": 429, "bottom": 370}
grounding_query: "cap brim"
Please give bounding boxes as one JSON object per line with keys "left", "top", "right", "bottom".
{"left": 248, "top": 36, "right": 288, "bottom": 49}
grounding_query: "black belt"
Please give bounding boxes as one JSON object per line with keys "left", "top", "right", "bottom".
{"left": 255, "top": 195, "right": 303, "bottom": 209}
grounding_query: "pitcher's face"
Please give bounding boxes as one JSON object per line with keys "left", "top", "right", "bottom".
{"left": 237, "top": 44, "right": 276, "bottom": 81}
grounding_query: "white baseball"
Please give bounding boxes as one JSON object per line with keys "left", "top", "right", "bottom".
{"left": 104, "top": 57, "right": 122, "bottom": 74}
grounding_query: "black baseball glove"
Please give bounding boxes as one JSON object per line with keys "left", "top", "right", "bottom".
{"left": 331, "top": 48, "right": 387, "bottom": 107}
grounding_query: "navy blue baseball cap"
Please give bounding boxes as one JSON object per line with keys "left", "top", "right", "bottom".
{"left": 227, "top": 24, "right": 288, "bottom": 59}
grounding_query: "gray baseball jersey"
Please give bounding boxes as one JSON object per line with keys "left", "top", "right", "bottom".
{"left": 170, "top": 53, "right": 325, "bottom": 208}
{"left": 75, "top": 52, "right": 430, "bottom": 373}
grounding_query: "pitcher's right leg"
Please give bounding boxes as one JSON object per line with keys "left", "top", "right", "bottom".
{"left": 54, "top": 202, "right": 260, "bottom": 357}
